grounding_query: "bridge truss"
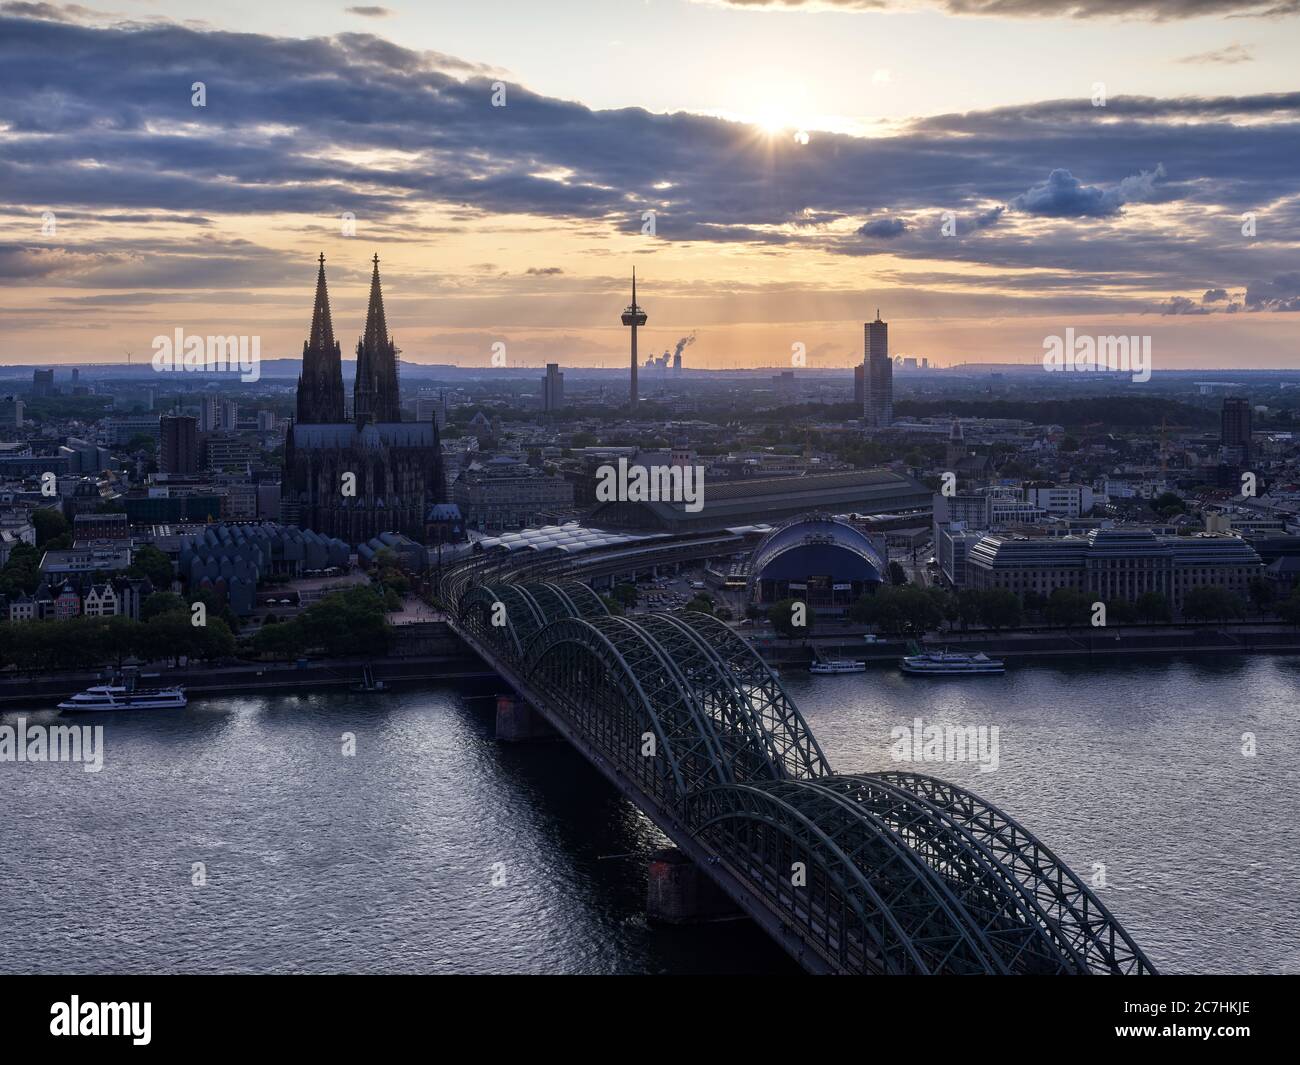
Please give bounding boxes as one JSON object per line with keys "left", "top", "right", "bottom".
{"left": 441, "top": 554, "right": 1157, "bottom": 976}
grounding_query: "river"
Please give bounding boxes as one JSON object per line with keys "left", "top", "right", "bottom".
{"left": 2, "top": 655, "right": 1297, "bottom": 974}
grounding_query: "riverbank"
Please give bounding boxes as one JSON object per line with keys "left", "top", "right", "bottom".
{"left": 0, "top": 653, "right": 495, "bottom": 708}
{"left": 750, "top": 622, "right": 1300, "bottom": 664}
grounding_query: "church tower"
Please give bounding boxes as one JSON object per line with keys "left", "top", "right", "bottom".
{"left": 296, "top": 253, "right": 345, "bottom": 423}
{"left": 354, "top": 254, "right": 401, "bottom": 424}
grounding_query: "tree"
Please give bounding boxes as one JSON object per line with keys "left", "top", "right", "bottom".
{"left": 128, "top": 544, "right": 174, "bottom": 590}
{"left": 685, "top": 594, "right": 715, "bottom": 616}
{"left": 768, "top": 598, "right": 812, "bottom": 638}
{"left": 1134, "top": 591, "right": 1171, "bottom": 624}
{"left": 979, "top": 589, "right": 1022, "bottom": 630}
{"left": 32, "top": 508, "right": 69, "bottom": 547}
{"left": 1248, "top": 577, "right": 1276, "bottom": 618}
{"left": 0, "top": 542, "right": 42, "bottom": 597}
{"left": 1045, "top": 588, "right": 1092, "bottom": 628}
{"left": 955, "top": 590, "right": 984, "bottom": 630}
{"left": 868, "top": 586, "right": 944, "bottom": 636}
{"left": 1276, "top": 593, "right": 1300, "bottom": 627}
{"left": 1182, "top": 586, "right": 1246, "bottom": 622}
{"left": 600, "top": 594, "right": 625, "bottom": 616}
{"left": 887, "top": 561, "right": 908, "bottom": 586}
{"left": 142, "top": 591, "right": 188, "bottom": 621}
{"left": 611, "top": 583, "right": 638, "bottom": 608}
{"left": 1105, "top": 598, "right": 1138, "bottom": 625}
{"left": 1152, "top": 491, "right": 1186, "bottom": 515}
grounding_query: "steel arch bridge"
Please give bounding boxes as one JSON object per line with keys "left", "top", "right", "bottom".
{"left": 441, "top": 557, "right": 1157, "bottom": 976}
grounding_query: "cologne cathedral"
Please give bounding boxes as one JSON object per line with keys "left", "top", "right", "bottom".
{"left": 281, "top": 254, "right": 446, "bottom": 545}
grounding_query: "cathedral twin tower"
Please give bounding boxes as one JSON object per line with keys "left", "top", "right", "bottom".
{"left": 284, "top": 253, "right": 446, "bottom": 546}
{"left": 296, "top": 253, "right": 400, "bottom": 425}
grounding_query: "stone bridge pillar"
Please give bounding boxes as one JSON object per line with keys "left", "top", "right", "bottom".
{"left": 646, "top": 847, "right": 740, "bottom": 923}
{"left": 494, "top": 694, "right": 556, "bottom": 742}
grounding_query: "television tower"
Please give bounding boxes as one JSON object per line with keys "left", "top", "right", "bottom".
{"left": 620, "top": 269, "right": 647, "bottom": 410}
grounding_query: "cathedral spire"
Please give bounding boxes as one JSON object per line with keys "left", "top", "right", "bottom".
{"left": 297, "top": 253, "right": 345, "bottom": 423}
{"left": 309, "top": 252, "right": 335, "bottom": 352}
{"left": 354, "top": 253, "right": 401, "bottom": 424}
{"left": 363, "top": 253, "right": 389, "bottom": 355}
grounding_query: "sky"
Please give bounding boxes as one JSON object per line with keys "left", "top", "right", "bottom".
{"left": 1, "top": 0, "right": 1299, "bottom": 371}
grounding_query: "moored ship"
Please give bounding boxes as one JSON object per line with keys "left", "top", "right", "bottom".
{"left": 58, "top": 682, "right": 187, "bottom": 712}
{"left": 900, "top": 650, "right": 1005, "bottom": 676}
{"left": 809, "top": 659, "right": 867, "bottom": 675}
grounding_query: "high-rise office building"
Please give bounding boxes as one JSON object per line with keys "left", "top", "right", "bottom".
{"left": 32, "top": 368, "right": 55, "bottom": 397}
{"left": 853, "top": 363, "right": 865, "bottom": 409}
{"left": 863, "top": 311, "right": 892, "bottom": 428}
{"left": 160, "top": 414, "right": 199, "bottom": 474}
{"left": 541, "top": 363, "right": 565, "bottom": 412}
{"left": 1221, "top": 396, "right": 1252, "bottom": 460}
{"left": 199, "top": 395, "right": 220, "bottom": 432}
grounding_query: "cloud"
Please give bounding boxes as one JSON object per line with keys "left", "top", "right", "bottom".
{"left": 1160, "top": 295, "right": 1210, "bottom": 314}
{"left": 525, "top": 266, "right": 564, "bottom": 275}
{"left": 1245, "top": 272, "right": 1300, "bottom": 311}
{"left": 1010, "top": 165, "right": 1165, "bottom": 217}
{"left": 1177, "top": 43, "right": 1254, "bottom": 63}
{"left": 857, "top": 217, "right": 909, "bottom": 238}
{"left": 345, "top": 5, "right": 392, "bottom": 15}
{"left": 0, "top": 14, "right": 1297, "bottom": 318}
{"left": 1202, "top": 287, "right": 1229, "bottom": 302}
{"left": 702, "top": 1, "right": 1300, "bottom": 20}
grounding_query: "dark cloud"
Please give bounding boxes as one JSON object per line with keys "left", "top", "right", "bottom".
{"left": 1010, "top": 165, "right": 1165, "bottom": 217}
{"left": 1202, "top": 287, "right": 1229, "bottom": 302}
{"left": 857, "top": 217, "right": 909, "bottom": 238}
{"left": 345, "top": 6, "right": 391, "bottom": 16}
{"left": 0, "top": 14, "right": 1297, "bottom": 314}
{"left": 1245, "top": 272, "right": 1300, "bottom": 311}
{"left": 1160, "top": 295, "right": 1210, "bottom": 314}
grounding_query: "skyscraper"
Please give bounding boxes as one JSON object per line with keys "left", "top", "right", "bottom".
{"left": 296, "top": 253, "right": 345, "bottom": 423}
{"left": 1221, "top": 396, "right": 1252, "bottom": 461}
{"left": 621, "top": 269, "right": 647, "bottom": 410}
{"left": 863, "top": 311, "right": 893, "bottom": 428}
{"left": 542, "top": 363, "right": 565, "bottom": 412}
{"left": 160, "top": 414, "right": 199, "bottom": 474}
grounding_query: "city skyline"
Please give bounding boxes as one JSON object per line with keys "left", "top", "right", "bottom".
{"left": 1, "top": 3, "right": 1298, "bottom": 369}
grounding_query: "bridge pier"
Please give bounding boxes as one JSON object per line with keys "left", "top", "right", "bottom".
{"left": 494, "top": 694, "right": 556, "bottom": 742}
{"left": 646, "top": 847, "right": 741, "bottom": 924}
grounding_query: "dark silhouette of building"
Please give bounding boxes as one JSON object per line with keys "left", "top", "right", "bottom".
{"left": 282, "top": 254, "right": 446, "bottom": 545}
{"left": 353, "top": 254, "right": 401, "bottom": 424}
{"left": 1221, "top": 396, "right": 1252, "bottom": 461}
{"left": 863, "top": 311, "right": 892, "bottom": 428}
{"left": 853, "top": 363, "right": 864, "bottom": 409}
{"left": 542, "top": 363, "right": 565, "bottom": 412}
{"left": 295, "top": 253, "right": 345, "bottom": 423}
{"left": 160, "top": 414, "right": 199, "bottom": 474}
{"left": 621, "top": 270, "right": 647, "bottom": 410}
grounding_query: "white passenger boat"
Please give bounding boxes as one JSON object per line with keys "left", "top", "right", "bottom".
{"left": 58, "top": 683, "right": 187, "bottom": 712}
{"left": 809, "top": 659, "right": 867, "bottom": 675}
{"left": 900, "top": 651, "right": 1005, "bottom": 676}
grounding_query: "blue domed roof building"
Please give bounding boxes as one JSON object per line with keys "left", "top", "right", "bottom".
{"left": 748, "top": 515, "right": 886, "bottom": 609}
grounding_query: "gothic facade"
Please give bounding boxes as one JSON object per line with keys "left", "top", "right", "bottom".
{"left": 282, "top": 254, "right": 446, "bottom": 545}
